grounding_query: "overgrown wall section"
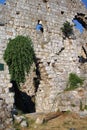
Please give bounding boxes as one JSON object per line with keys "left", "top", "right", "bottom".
{"left": 0, "top": 0, "right": 87, "bottom": 115}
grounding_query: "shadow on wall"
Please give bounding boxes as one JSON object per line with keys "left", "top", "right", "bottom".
{"left": 10, "top": 81, "right": 35, "bottom": 113}
{"left": 33, "top": 57, "right": 41, "bottom": 93}
{"left": 78, "top": 46, "right": 87, "bottom": 63}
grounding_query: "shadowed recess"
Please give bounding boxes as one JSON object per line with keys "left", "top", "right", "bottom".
{"left": 10, "top": 81, "right": 35, "bottom": 113}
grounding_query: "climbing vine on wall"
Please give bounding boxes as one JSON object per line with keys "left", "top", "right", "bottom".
{"left": 4, "top": 35, "right": 34, "bottom": 87}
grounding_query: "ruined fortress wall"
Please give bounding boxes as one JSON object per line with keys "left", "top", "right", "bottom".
{"left": 0, "top": 0, "right": 87, "bottom": 116}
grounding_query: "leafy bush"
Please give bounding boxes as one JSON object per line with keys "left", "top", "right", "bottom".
{"left": 4, "top": 35, "right": 34, "bottom": 86}
{"left": 84, "top": 105, "right": 87, "bottom": 110}
{"left": 65, "top": 73, "right": 84, "bottom": 91}
{"left": 61, "top": 21, "right": 73, "bottom": 38}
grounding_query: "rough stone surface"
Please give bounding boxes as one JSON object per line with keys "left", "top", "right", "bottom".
{"left": 20, "top": 63, "right": 36, "bottom": 96}
{"left": 0, "top": 1, "right": 87, "bottom": 130}
{"left": 78, "top": 110, "right": 87, "bottom": 118}
{"left": 35, "top": 117, "right": 44, "bottom": 125}
{"left": 0, "top": 99, "right": 14, "bottom": 130}
{"left": 20, "top": 120, "right": 28, "bottom": 127}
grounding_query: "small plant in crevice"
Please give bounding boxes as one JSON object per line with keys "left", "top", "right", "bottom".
{"left": 65, "top": 73, "right": 84, "bottom": 91}
{"left": 4, "top": 35, "right": 34, "bottom": 87}
{"left": 13, "top": 121, "right": 21, "bottom": 130}
{"left": 65, "top": 110, "right": 71, "bottom": 114}
{"left": 80, "top": 100, "right": 84, "bottom": 111}
{"left": 61, "top": 21, "right": 73, "bottom": 38}
{"left": 71, "top": 104, "right": 76, "bottom": 107}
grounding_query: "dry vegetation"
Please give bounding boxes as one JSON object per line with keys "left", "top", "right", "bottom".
{"left": 14, "top": 112, "right": 87, "bottom": 130}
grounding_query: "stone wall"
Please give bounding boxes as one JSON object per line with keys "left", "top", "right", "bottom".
{"left": 0, "top": 99, "right": 14, "bottom": 130}
{"left": 0, "top": 3, "right": 14, "bottom": 129}
{"left": 0, "top": 0, "right": 87, "bottom": 118}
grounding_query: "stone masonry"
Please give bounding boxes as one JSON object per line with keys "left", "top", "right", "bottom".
{"left": 0, "top": 0, "right": 87, "bottom": 124}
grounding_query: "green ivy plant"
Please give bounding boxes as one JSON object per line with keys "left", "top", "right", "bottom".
{"left": 61, "top": 21, "right": 73, "bottom": 38}
{"left": 4, "top": 35, "right": 34, "bottom": 87}
{"left": 65, "top": 73, "right": 84, "bottom": 91}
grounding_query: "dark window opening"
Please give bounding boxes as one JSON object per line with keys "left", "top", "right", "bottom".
{"left": 16, "top": 11, "right": 20, "bottom": 15}
{"left": 61, "top": 11, "right": 64, "bottom": 14}
{"left": 47, "top": 62, "right": 50, "bottom": 66}
{"left": 0, "top": 63, "right": 4, "bottom": 71}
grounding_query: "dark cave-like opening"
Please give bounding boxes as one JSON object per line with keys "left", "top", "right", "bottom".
{"left": 9, "top": 81, "right": 35, "bottom": 114}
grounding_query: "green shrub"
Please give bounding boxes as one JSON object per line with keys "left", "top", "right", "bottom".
{"left": 61, "top": 21, "right": 73, "bottom": 38}
{"left": 65, "top": 73, "right": 84, "bottom": 91}
{"left": 84, "top": 105, "right": 87, "bottom": 110}
{"left": 4, "top": 35, "right": 34, "bottom": 87}
{"left": 71, "top": 104, "right": 76, "bottom": 107}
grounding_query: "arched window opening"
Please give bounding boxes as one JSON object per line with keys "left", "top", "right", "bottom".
{"left": 73, "top": 13, "right": 87, "bottom": 33}
{"left": 36, "top": 20, "right": 44, "bottom": 33}
{"left": 73, "top": 19, "right": 84, "bottom": 33}
{"left": 0, "top": 0, "right": 6, "bottom": 5}
{"left": 61, "top": 11, "right": 64, "bottom": 15}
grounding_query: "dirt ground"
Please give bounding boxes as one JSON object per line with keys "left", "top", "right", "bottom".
{"left": 14, "top": 112, "right": 87, "bottom": 130}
